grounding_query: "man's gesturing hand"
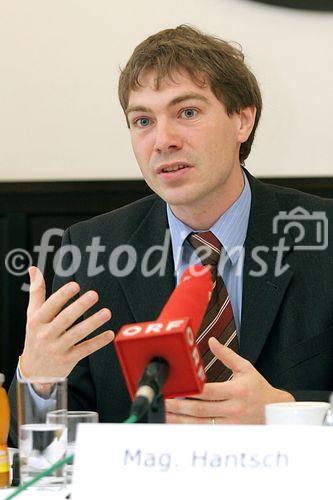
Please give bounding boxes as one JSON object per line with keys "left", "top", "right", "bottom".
{"left": 165, "top": 337, "right": 295, "bottom": 424}
{"left": 20, "top": 266, "right": 114, "bottom": 378}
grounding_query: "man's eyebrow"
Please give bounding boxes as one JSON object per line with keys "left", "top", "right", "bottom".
{"left": 126, "top": 104, "right": 152, "bottom": 116}
{"left": 169, "top": 93, "right": 210, "bottom": 107}
{"left": 126, "top": 93, "right": 209, "bottom": 116}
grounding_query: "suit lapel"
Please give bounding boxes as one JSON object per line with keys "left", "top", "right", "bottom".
{"left": 118, "top": 197, "right": 175, "bottom": 323}
{"left": 240, "top": 173, "right": 294, "bottom": 364}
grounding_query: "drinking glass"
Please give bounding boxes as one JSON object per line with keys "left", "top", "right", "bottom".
{"left": 17, "top": 377, "right": 67, "bottom": 489}
{"left": 47, "top": 410, "right": 98, "bottom": 483}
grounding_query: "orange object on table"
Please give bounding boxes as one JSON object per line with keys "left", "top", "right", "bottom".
{"left": 0, "top": 373, "right": 10, "bottom": 488}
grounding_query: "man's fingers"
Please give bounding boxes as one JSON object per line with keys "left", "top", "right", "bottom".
{"left": 166, "top": 411, "right": 242, "bottom": 425}
{"left": 208, "top": 337, "right": 251, "bottom": 374}
{"left": 166, "top": 412, "right": 214, "bottom": 424}
{"left": 190, "top": 381, "right": 233, "bottom": 401}
{"left": 73, "top": 330, "right": 115, "bottom": 361}
{"left": 59, "top": 308, "right": 112, "bottom": 348}
{"left": 165, "top": 394, "right": 248, "bottom": 423}
{"left": 50, "top": 290, "right": 99, "bottom": 334}
{"left": 36, "top": 281, "right": 81, "bottom": 324}
{"left": 165, "top": 397, "right": 233, "bottom": 418}
{"left": 27, "top": 267, "right": 46, "bottom": 315}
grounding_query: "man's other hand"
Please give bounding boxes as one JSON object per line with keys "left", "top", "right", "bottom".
{"left": 165, "top": 337, "right": 295, "bottom": 424}
{"left": 20, "top": 266, "right": 114, "bottom": 378}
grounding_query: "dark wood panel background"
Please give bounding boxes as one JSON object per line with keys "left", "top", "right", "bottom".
{"left": 1, "top": 177, "right": 333, "bottom": 388}
{"left": 249, "top": 0, "right": 333, "bottom": 11}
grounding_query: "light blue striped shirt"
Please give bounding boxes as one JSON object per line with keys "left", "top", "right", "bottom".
{"left": 166, "top": 171, "right": 251, "bottom": 336}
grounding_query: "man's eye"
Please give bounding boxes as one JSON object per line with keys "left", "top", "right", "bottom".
{"left": 181, "top": 108, "right": 198, "bottom": 119}
{"left": 135, "top": 117, "right": 151, "bottom": 128}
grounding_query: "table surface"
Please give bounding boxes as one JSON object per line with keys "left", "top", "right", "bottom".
{"left": 0, "top": 487, "right": 70, "bottom": 500}
{"left": 0, "top": 449, "right": 71, "bottom": 500}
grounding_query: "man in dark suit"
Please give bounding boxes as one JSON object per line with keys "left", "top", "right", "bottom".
{"left": 10, "top": 25, "right": 333, "bottom": 435}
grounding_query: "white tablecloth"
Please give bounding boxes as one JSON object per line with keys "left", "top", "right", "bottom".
{"left": 0, "top": 449, "right": 70, "bottom": 500}
{"left": 0, "top": 487, "right": 70, "bottom": 500}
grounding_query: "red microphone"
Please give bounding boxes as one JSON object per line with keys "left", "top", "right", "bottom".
{"left": 115, "top": 265, "right": 213, "bottom": 402}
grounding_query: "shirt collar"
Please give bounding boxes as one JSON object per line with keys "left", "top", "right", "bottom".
{"left": 167, "top": 170, "right": 251, "bottom": 271}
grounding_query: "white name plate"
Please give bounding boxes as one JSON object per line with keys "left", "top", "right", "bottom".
{"left": 72, "top": 424, "right": 333, "bottom": 500}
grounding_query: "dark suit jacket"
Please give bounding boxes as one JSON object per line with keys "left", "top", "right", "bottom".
{"left": 9, "top": 172, "right": 333, "bottom": 442}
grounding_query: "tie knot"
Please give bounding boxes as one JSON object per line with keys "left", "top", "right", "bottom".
{"left": 188, "top": 231, "right": 222, "bottom": 267}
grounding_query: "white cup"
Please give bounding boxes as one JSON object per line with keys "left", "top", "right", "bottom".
{"left": 265, "top": 401, "right": 330, "bottom": 425}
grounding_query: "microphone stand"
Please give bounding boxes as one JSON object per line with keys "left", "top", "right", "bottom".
{"left": 139, "top": 392, "right": 165, "bottom": 424}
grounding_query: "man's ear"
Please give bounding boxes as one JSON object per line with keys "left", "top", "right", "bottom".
{"left": 237, "top": 106, "right": 257, "bottom": 143}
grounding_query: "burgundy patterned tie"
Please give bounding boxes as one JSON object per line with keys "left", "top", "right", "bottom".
{"left": 188, "top": 231, "right": 239, "bottom": 382}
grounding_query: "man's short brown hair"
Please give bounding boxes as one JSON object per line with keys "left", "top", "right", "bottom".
{"left": 118, "top": 25, "right": 262, "bottom": 164}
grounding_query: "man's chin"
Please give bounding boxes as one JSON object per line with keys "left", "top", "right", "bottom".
{"left": 157, "top": 191, "right": 196, "bottom": 208}
{"left": 148, "top": 183, "right": 201, "bottom": 209}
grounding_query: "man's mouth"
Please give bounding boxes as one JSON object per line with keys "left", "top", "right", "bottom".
{"left": 162, "top": 164, "right": 189, "bottom": 173}
{"left": 156, "top": 162, "right": 193, "bottom": 175}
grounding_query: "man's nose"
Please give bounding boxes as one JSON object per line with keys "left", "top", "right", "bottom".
{"left": 153, "top": 121, "right": 183, "bottom": 153}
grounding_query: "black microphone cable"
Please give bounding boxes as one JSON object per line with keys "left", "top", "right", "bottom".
{"left": 124, "top": 357, "right": 169, "bottom": 423}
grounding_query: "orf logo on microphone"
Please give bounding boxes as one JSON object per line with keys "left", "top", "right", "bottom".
{"left": 121, "top": 319, "right": 187, "bottom": 336}
{"left": 115, "top": 318, "right": 206, "bottom": 400}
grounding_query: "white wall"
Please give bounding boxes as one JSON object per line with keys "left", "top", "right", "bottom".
{"left": 0, "top": 0, "right": 332, "bottom": 180}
